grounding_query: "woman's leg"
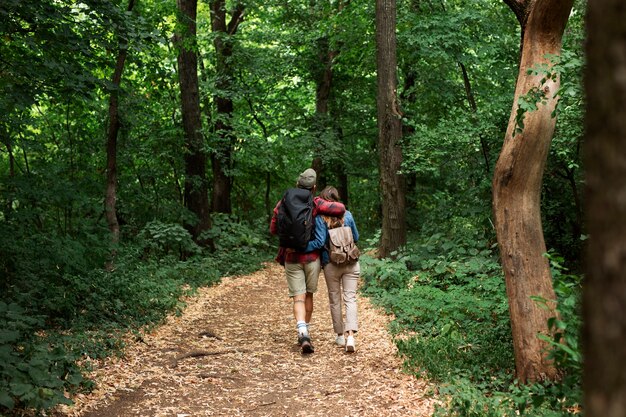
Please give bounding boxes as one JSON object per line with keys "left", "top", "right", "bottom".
{"left": 323, "top": 264, "right": 344, "bottom": 335}
{"left": 342, "top": 262, "right": 360, "bottom": 334}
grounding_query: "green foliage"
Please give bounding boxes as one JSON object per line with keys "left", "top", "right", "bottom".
{"left": 363, "top": 232, "right": 582, "bottom": 416}
{"left": 0, "top": 302, "right": 83, "bottom": 413}
{"left": 543, "top": 45, "right": 585, "bottom": 267}
{"left": 0, "top": 208, "right": 271, "bottom": 414}
{"left": 363, "top": 233, "right": 512, "bottom": 384}
{"left": 0, "top": 220, "right": 111, "bottom": 324}
{"left": 203, "top": 214, "right": 274, "bottom": 276}
{"left": 433, "top": 378, "right": 579, "bottom": 417}
{"left": 138, "top": 221, "right": 202, "bottom": 259}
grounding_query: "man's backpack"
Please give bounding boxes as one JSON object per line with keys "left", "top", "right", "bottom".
{"left": 326, "top": 221, "right": 360, "bottom": 265}
{"left": 277, "top": 188, "right": 314, "bottom": 252}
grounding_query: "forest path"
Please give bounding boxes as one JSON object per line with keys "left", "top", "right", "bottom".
{"left": 55, "top": 262, "right": 437, "bottom": 416}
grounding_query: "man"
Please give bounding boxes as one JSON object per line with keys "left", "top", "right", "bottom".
{"left": 270, "top": 168, "right": 345, "bottom": 354}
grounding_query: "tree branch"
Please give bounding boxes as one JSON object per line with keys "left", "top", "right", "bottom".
{"left": 227, "top": 4, "right": 245, "bottom": 35}
{"left": 502, "top": 0, "right": 529, "bottom": 27}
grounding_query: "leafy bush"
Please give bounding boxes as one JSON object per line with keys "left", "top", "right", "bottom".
{"left": 363, "top": 233, "right": 512, "bottom": 383}
{"left": 204, "top": 214, "right": 274, "bottom": 276}
{"left": 0, "top": 211, "right": 273, "bottom": 415}
{"left": 362, "top": 233, "right": 582, "bottom": 416}
{"left": 0, "top": 302, "right": 84, "bottom": 413}
{"left": 138, "top": 220, "right": 202, "bottom": 259}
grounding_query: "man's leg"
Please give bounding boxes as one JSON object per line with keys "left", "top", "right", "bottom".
{"left": 285, "top": 262, "right": 314, "bottom": 353}
{"left": 294, "top": 293, "right": 313, "bottom": 353}
{"left": 303, "top": 259, "right": 321, "bottom": 330}
{"left": 304, "top": 292, "right": 313, "bottom": 323}
{"left": 293, "top": 293, "right": 307, "bottom": 323}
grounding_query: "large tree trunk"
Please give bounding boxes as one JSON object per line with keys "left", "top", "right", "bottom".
{"left": 209, "top": 1, "right": 244, "bottom": 214}
{"left": 376, "top": 0, "right": 406, "bottom": 258}
{"left": 105, "top": 0, "right": 135, "bottom": 249}
{"left": 493, "top": 0, "right": 573, "bottom": 383}
{"left": 583, "top": 0, "right": 626, "bottom": 415}
{"left": 176, "top": 0, "right": 211, "bottom": 242}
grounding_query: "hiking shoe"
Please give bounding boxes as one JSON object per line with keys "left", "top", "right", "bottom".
{"left": 299, "top": 335, "right": 314, "bottom": 354}
{"left": 335, "top": 335, "right": 345, "bottom": 347}
{"left": 345, "top": 335, "right": 355, "bottom": 353}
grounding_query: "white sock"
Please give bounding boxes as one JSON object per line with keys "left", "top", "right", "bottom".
{"left": 296, "top": 321, "right": 308, "bottom": 336}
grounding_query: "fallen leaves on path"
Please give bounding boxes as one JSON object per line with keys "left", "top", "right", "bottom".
{"left": 53, "top": 262, "right": 438, "bottom": 416}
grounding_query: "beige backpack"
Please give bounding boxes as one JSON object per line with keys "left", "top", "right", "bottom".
{"left": 326, "top": 221, "right": 360, "bottom": 265}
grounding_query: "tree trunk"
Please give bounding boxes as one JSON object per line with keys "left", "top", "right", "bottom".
{"left": 210, "top": 1, "right": 244, "bottom": 214}
{"left": 583, "top": 0, "right": 626, "bottom": 415}
{"left": 3, "top": 137, "right": 15, "bottom": 219}
{"left": 311, "top": 36, "right": 337, "bottom": 189}
{"left": 493, "top": 0, "right": 573, "bottom": 383}
{"left": 376, "top": 0, "right": 406, "bottom": 258}
{"left": 176, "top": 0, "right": 211, "bottom": 242}
{"left": 105, "top": 0, "right": 135, "bottom": 248}
{"left": 311, "top": 1, "right": 348, "bottom": 189}
{"left": 459, "top": 61, "right": 490, "bottom": 173}
{"left": 335, "top": 126, "right": 349, "bottom": 206}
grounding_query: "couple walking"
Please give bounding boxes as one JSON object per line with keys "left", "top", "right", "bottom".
{"left": 270, "top": 168, "right": 361, "bottom": 354}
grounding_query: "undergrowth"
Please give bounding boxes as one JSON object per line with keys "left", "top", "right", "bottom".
{"left": 361, "top": 233, "right": 582, "bottom": 417}
{"left": 0, "top": 215, "right": 273, "bottom": 416}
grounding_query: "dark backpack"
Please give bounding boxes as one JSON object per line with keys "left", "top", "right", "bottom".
{"left": 277, "top": 188, "right": 314, "bottom": 252}
{"left": 326, "top": 221, "right": 360, "bottom": 265}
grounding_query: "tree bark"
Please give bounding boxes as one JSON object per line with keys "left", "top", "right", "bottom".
{"left": 583, "top": 0, "right": 626, "bottom": 415}
{"left": 209, "top": 1, "right": 244, "bottom": 214}
{"left": 311, "top": 1, "right": 348, "bottom": 189}
{"left": 176, "top": 0, "right": 211, "bottom": 242}
{"left": 311, "top": 36, "right": 335, "bottom": 186}
{"left": 105, "top": 0, "right": 135, "bottom": 248}
{"left": 376, "top": 0, "right": 406, "bottom": 258}
{"left": 492, "top": 0, "right": 573, "bottom": 383}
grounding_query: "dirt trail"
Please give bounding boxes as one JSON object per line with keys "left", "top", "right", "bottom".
{"left": 54, "top": 262, "right": 437, "bottom": 416}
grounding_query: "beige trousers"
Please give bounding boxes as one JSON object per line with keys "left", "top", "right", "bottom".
{"left": 323, "top": 261, "right": 360, "bottom": 335}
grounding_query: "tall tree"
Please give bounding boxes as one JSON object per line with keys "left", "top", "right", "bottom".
{"left": 105, "top": 0, "right": 136, "bottom": 248}
{"left": 376, "top": 0, "right": 406, "bottom": 258}
{"left": 310, "top": 34, "right": 337, "bottom": 186}
{"left": 176, "top": 0, "right": 211, "bottom": 241}
{"left": 209, "top": 0, "right": 244, "bottom": 214}
{"left": 583, "top": 0, "right": 626, "bottom": 414}
{"left": 310, "top": 0, "right": 350, "bottom": 202}
{"left": 492, "top": 0, "right": 573, "bottom": 383}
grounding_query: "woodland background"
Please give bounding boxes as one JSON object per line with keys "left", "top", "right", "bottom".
{"left": 1, "top": 0, "right": 617, "bottom": 415}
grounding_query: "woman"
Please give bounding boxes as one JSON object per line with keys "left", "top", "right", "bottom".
{"left": 307, "top": 186, "right": 361, "bottom": 352}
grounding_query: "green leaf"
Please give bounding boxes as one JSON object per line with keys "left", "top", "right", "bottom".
{"left": 0, "top": 391, "right": 15, "bottom": 409}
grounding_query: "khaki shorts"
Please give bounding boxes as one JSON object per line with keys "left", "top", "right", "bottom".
{"left": 285, "top": 259, "right": 321, "bottom": 297}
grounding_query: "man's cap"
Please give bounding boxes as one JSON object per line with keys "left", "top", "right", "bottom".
{"left": 297, "top": 168, "right": 317, "bottom": 189}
